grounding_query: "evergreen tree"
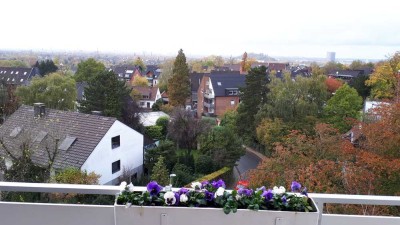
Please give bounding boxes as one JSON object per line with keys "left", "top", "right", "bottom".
{"left": 38, "top": 59, "right": 58, "bottom": 76}
{"left": 150, "top": 156, "right": 169, "bottom": 186}
{"left": 79, "top": 70, "right": 129, "bottom": 119}
{"left": 167, "top": 49, "right": 190, "bottom": 107}
{"left": 236, "top": 66, "right": 269, "bottom": 142}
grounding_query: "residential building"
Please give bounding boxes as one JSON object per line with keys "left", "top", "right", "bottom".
{"left": 131, "top": 86, "right": 161, "bottom": 109}
{"left": 0, "top": 104, "right": 144, "bottom": 185}
{"left": 190, "top": 72, "right": 208, "bottom": 109}
{"left": 197, "top": 71, "right": 245, "bottom": 117}
{"left": 0, "top": 67, "right": 40, "bottom": 85}
{"left": 327, "top": 52, "right": 336, "bottom": 62}
{"left": 327, "top": 69, "right": 371, "bottom": 81}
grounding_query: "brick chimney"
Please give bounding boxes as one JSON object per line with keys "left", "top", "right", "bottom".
{"left": 34, "top": 103, "right": 46, "bottom": 118}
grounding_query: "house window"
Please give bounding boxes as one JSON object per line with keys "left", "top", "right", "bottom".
{"left": 230, "top": 100, "right": 235, "bottom": 105}
{"left": 111, "top": 135, "right": 120, "bottom": 149}
{"left": 140, "top": 102, "right": 145, "bottom": 106}
{"left": 112, "top": 160, "right": 121, "bottom": 174}
{"left": 142, "top": 95, "right": 149, "bottom": 99}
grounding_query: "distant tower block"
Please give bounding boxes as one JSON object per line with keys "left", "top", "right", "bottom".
{"left": 327, "top": 52, "right": 336, "bottom": 62}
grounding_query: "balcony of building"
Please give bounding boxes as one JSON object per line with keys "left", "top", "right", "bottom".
{"left": 0, "top": 182, "right": 399, "bottom": 225}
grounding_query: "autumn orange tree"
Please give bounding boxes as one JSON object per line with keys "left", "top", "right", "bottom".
{"left": 325, "top": 77, "right": 343, "bottom": 94}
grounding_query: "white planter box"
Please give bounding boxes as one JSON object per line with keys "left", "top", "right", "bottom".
{"left": 115, "top": 200, "right": 320, "bottom": 225}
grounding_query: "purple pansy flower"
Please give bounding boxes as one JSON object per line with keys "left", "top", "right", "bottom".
{"left": 178, "top": 188, "right": 189, "bottom": 195}
{"left": 211, "top": 179, "right": 226, "bottom": 189}
{"left": 256, "top": 186, "right": 266, "bottom": 192}
{"left": 201, "top": 180, "right": 210, "bottom": 187}
{"left": 174, "top": 192, "right": 180, "bottom": 205}
{"left": 262, "top": 189, "right": 274, "bottom": 201}
{"left": 282, "top": 195, "right": 287, "bottom": 204}
{"left": 204, "top": 190, "right": 215, "bottom": 202}
{"left": 238, "top": 188, "right": 253, "bottom": 197}
{"left": 301, "top": 187, "right": 308, "bottom": 197}
{"left": 291, "top": 181, "right": 301, "bottom": 192}
{"left": 147, "top": 181, "right": 162, "bottom": 196}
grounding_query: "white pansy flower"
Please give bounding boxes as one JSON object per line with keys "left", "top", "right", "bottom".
{"left": 180, "top": 194, "right": 188, "bottom": 203}
{"left": 119, "top": 181, "right": 127, "bottom": 192}
{"left": 272, "top": 186, "right": 286, "bottom": 195}
{"left": 127, "top": 182, "right": 135, "bottom": 192}
{"left": 235, "top": 194, "right": 242, "bottom": 201}
{"left": 125, "top": 202, "right": 132, "bottom": 208}
{"left": 164, "top": 191, "right": 176, "bottom": 205}
{"left": 214, "top": 187, "right": 225, "bottom": 198}
{"left": 191, "top": 181, "right": 202, "bottom": 190}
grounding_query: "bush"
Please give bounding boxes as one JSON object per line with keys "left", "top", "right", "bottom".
{"left": 195, "top": 154, "right": 214, "bottom": 174}
{"left": 156, "top": 116, "right": 169, "bottom": 137}
{"left": 172, "top": 163, "right": 195, "bottom": 187}
{"left": 144, "top": 125, "right": 163, "bottom": 140}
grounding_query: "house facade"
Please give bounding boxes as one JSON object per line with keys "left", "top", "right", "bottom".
{"left": 131, "top": 86, "right": 161, "bottom": 109}
{"left": 197, "top": 72, "right": 245, "bottom": 117}
{"left": 0, "top": 104, "right": 144, "bottom": 185}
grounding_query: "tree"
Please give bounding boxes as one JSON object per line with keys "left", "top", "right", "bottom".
{"left": 366, "top": 62, "right": 397, "bottom": 99}
{"left": 199, "top": 126, "right": 245, "bottom": 169}
{"left": 131, "top": 75, "right": 149, "bottom": 87}
{"left": 366, "top": 52, "right": 400, "bottom": 100}
{"left": 323, "top": 84, "right": 363, "bottom": 132}
{"left": 167, "top": 49, "right": 190, "bottom": 107}
{"left": 322, "top": 61, "right": 345, "bottom": 75}
{"left": 132, "top": 57, "right": 147, "bottom": 73}
{"left": 145, "top": 140, "right": 177, "bottom": 172}
{"left": 0, "top": 82, "right": 19, "bottom": 122}
{"left": 256, "top": 118, "right": 288, "bottom": 154}
{"left": 236, "top": 66, "right": 269, "bottom": 142}
{"left": 156, "top": 116, "right": 169, "bottom": 138}
{"left": 168, "top": 108, "right": 211, "bottom": 155}
{"left": 38, "top": 59, "right": 58, "bottom": 76}
{"left": 74, "top": 58, "right": 105, "bottom": 82}
{"left": 55, "top": 168, "right": 99, "bottom": 184}
{"left": 79, "top": 70, "right": 129, "bottom": 119}
{"left": 360, "top": 103, "right": 400, "bottom": 158}
{"left": 150, "top": 156, "right": 169, "bottom": 186}
{"left": 121, "top": 95, "right": 143, "bottom": 132}
{"left": 325, "top": 77, "right": 343, "bottom": 94}
{"left": 145, "top": 125, "right": 163, "bottom": 140}
{"left": 16, "top": 72, "right": 77, "bottom": 110}
{"left": 171, "top": 163, "right": 195, "bottom": 187}
{"left": 0, "top": 60, "right": 29, "bottom": 67}
{"left": 259, "top": 73, "right": 328, "bottom": 129}
{"left": 152, "top": 99, "right": 164, "bottom": 111}
{"left": 158, "top": 59, "right": 175, "bottom": 92}
{"left": 349, "top": 75, "right": 371, "bottom": 100}
{"left": 348, "top": 60, "right": 374, "bottom": 70}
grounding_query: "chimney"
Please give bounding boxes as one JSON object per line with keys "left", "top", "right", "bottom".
{"left": 34, "top": 103, "right": 46, "bottom": 118}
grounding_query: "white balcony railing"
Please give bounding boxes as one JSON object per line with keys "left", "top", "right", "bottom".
{"left": 0, "top": 182, "right": 400, "bottom": 225}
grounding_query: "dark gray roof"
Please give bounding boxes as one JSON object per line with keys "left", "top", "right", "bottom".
{"left": 0, "top": 105, "right": 117, "bottom": 169}
{"left": 209, "top": 72, "right": 245, "bottom": 97}
{"left": 111, "top": 65, "right": 140, "bottom": 80}
{"left": 328, "top": 70, "right": 363, "bottom": 78}
{"left": 0, "top": 67, "right": 40, "bottom": 85}
{"left": 190, "top": 72, "right": 208, "bottom": 92}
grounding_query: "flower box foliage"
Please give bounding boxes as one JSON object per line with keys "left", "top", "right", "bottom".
{"left": 116, "top": 179, "right": 317, "bottom": 215}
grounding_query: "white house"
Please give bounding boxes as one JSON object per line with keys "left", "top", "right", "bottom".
{"left": 0, "top": 104, "right": 143, "bottom": 185}
{"left": 132, "top": 86, "right": 161, "bottom": 109}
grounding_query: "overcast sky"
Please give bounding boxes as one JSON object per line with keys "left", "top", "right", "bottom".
{"left": 1, "top": 0, "right": 399, "bottom": 59}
